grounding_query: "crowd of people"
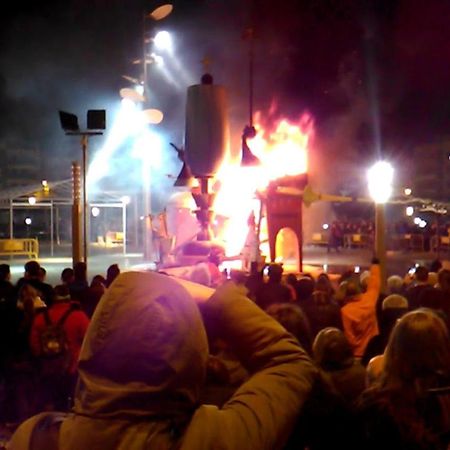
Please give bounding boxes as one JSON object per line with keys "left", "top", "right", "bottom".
{"left": 0, "top": 260, "right": 121, "bottom": 429}
{"left": 324, "top": 218, "right": 450, "bottom": 253}
{"left": 4, "top": 255, "right": 450, "bottom": 449}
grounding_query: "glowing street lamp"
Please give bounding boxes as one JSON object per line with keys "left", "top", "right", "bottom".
{"left": 367, "top": 160, "right": 394, "bottom": 291}
{"left": 154, "top": 31, "right": 172, "bottom": 52}
{"left": 141, "top": 4, "right": 172, "bottom": 261}
{"left": 367, "top": 161, "right": 393, "bottom": 204}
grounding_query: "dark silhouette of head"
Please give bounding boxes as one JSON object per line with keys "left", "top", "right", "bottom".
{"left": 438, "top": 269, "right": 450, "bottom": 292}
{"left": 296, "top": 277, "right": 315, "bottom": 301}
{"left": 267, "top": 264, "right": 283, "bottom": 283}
{"left": 106, "top": 264, "right": 120, "bottom": 287}
{"left": 315, "top": 273, "right": 335, "bottom": 296}
{"left": 0, "top": 264, "right": 10, "bottom": 281}
{"left": 61, "top": 267, "right": 75, "bottom": 285}
{"left": 266, "top": 303, "right": 312, "bottom": 355}
{"left": 25, "top": 260, "right": 41, "bottom": 278}
{"left": 313, "top": 327, "right": 354, "bottom": 371}
{"left": 430, "top": 259, "right": 443, "bottom": 273}
{"left": 54, "top": 284, "right": 71, "bottom": 302}
{"left": 415, "top": 265, "right": 429, "bottom": 283}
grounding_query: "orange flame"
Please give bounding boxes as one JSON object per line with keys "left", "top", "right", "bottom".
{"left": 214, "top": 113, "right": 314, "bottom": 257}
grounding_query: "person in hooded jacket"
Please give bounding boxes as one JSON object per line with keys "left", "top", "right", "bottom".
{"left": 9, "top": 270, "right": 317, "bottom": 450}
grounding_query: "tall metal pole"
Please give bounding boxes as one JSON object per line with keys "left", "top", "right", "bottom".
{"left": 81, "top": 135, "right": 88, "bottom": 264}
{"left": 142, "top": 12, "right": 148, "bottom": 103}
{"left": 50, "top": 200, "right": 54, "bottom": 256}
{"left": 141, "top": 12, "right": 153, "bottom": 261}
{"left": 9, "top": 199, "right": 13, "bottom": 239}
{"left": 72, "top": 162, "right": 83, "bottom": 265}
{"left": 375, "top": 203, "right": 387, "bottom": 292}
{"left": 122, "top": 202, "right": 127, "bottom": 255}
{"left": 56, "top": 206, "right": 60, "bottom": 245}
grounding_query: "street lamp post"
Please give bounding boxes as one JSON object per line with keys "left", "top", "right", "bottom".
{"left": 140, "top": 4, "right": 172, "bottom": 262}
{"left": 367, "top": 161, "right": 394, "bottom": 292}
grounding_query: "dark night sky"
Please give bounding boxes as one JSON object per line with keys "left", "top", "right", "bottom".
{"left": 0, "top": 0, "right": 449, "bottom": 184}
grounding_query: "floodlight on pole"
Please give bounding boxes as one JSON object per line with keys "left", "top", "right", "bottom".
{"left": 59, "top": 110, "right": 105, "bottom": 267}
{"left": 367, "top": 160, "right": 394, "bottom": 292}
{"left": 139, "top": 3, "right": 172, "bottom": 261}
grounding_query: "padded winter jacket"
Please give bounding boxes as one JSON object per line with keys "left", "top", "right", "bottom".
{"left": 6, "top": 271, "right": 317, "bottom": 450}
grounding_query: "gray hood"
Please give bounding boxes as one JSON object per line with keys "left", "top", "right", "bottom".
{"left": 74, "top": 271, "right": 209, "bottom": 420}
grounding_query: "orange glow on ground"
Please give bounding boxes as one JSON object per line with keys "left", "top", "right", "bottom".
{"left": 214, "top": 114, "right": 314, "bottom": 258}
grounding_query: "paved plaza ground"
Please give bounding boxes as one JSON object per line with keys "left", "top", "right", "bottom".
{"left": 1, "top": 241, "right": 446, "bottom": 286}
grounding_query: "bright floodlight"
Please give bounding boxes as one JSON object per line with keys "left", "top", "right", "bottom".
{"left": 121, "top": 195, "right": 131, "bottom": 205}
{"left": 91, "top": 207, "right": 100, "bottom": 217}
{"left": 406, "top": 206, "right": 414, "bottom": 216}
{"left": 322, "top": 223, "right": 329, "bottom": 230}
{"left": 24, "top": 217, "right": 32, "bottom": 225}
{"left": 154, "top": 31, "right": 172, "bottom": 51}
{"left": 367, "top": 161, "right": 394, "bottom": 204}
{"left": 404, "top": 187, "right": 412, "bottom": 196}
{"left": 135, "top": 84, "right": 144, "bottom": 96}
{"left": 28, "top": 196, "right": 36, "bottom": 205}
{"left": 414, "top": 217, "right": 421, "bottom": 225}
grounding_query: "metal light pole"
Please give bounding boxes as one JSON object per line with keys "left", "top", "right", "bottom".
{"left": 140, "top": 4, "right": 172, "bottom": 262}
{"left": 368, "top": 161, "right": 394, "bottom": 292}
{"left": 59, "top": 110, "right": 105, "bottom": 268}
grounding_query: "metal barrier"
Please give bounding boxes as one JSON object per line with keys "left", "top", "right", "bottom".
{"left": 0, "top": 239, "right": 39, "bottom": 259}
{"left": 105, "top": 231, "right": 124, "bottom": 245}
{"left": 310, "top": 232, "right": 328, "bottom": 246}
{"left": 343, "top": 233, "right": 372, "bottom": 249}
{"left": 397, "top": 234, "right": 425, "bottom": 252}
{"left": 431, "top": 235, "right": 450, "bottom": 252}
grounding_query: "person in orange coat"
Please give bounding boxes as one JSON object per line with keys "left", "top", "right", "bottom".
{"left": 340, "top": 258, "right": 381, "bottom": 358}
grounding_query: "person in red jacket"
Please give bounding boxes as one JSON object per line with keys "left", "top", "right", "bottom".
{"left": 30, "top": 285, "right": 90, "bottom": 411}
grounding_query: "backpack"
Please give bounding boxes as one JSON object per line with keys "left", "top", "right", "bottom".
{"left": 39, "top": 306, "right": 74, "bottom": 376}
